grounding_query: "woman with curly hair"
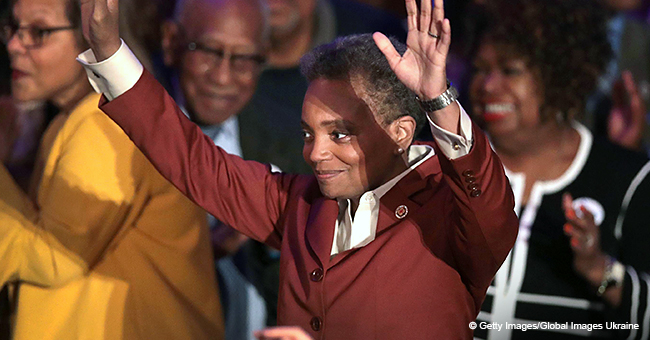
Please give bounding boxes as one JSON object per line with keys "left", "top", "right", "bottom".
{"left": 470, "top": 0, "right": 650, "bottom": 339}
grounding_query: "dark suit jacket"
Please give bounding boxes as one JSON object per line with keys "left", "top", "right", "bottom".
{"left": 101, "top": 70, "right": 519, "bottom": 339}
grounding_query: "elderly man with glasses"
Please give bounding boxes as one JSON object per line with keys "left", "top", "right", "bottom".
{"left": 159, "top": 0, "right": 281, "bottom": 339}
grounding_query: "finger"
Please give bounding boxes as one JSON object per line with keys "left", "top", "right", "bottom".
{"left": 562, "top": 192, "right": 575, "bottom": 219}
{"left": 373, "top": 32, "right": 402, "bottom": 70}
{"left": 429, "top": 0, "right": 445, "bottom": 34}
{"left": 565, "top": 206, "right": 597, "bottom": 239}
{"left": 435, "top": 18, "right": 451, "bottom": 56}
{"left": 420, "top": 0, "right": 432, "bottom": 32}
{"left": 405, "top": 0, "right": 418, "bottom": 32}
{"left": 563, "top": 223, "right": 593, "bottom": 251}
{"left": 578, "top": 206, "right": 596, "bottom": 226}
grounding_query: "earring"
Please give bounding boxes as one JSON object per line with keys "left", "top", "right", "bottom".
{"left": 395, "top": 147, "right": 405, "bottom": 155}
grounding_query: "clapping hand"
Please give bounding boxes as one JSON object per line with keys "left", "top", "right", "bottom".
{"left": 562, "top": 193, "right": 608, "bottom": 286}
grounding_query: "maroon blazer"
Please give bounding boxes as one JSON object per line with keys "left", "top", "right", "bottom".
{"left": 101, "top": 70, "right": 519, "bottom": 340}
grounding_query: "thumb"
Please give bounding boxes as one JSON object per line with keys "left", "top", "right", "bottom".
{"left": 373, "top": 32, "right": 401, "bottom": 70}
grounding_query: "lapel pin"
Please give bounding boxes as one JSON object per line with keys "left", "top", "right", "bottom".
{"left": 395, "top": 205, "right": 408, "bottom": 219}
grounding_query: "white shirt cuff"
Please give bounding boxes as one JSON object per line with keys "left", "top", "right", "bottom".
{"left": 76, "top": 40, "right": 144, "bottom": 101}
{"left": 427, "top": 103, "right": 473, "bottom": 159}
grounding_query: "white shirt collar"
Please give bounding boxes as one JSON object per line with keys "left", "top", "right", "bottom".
{"left": 337, "top": 144, "right": 435, "bottom": 207}
{"left": 331, "top": 145, "right": 435, "bottom": 255}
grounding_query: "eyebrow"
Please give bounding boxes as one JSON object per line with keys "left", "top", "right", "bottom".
{"left": 300, "top": 119, "right": 355, "bottom": 131}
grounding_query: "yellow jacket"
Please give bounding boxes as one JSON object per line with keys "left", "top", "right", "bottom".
{"left": 0, "top": 93, "right": 224, "bottom": 339}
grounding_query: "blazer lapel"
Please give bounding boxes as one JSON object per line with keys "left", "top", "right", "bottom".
{"left": 304, "top": 197, "right": 339, "bottom": 267}
{"left": 376, "top": 154, "right": 441, "bottom": 234}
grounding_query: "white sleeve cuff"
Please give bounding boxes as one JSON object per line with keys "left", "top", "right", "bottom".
{"left": 76, "top": 40, "right": 144, "bottom": 101}
{"left": 427, "top": 103, "right": 473, "bottom": 160}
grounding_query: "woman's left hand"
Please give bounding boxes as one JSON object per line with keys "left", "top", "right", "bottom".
{"left": 373, "top": 0, "right": 451, "bottom": 100}
{"left": 562, "top": 192, "right": 607, "bottom": 284}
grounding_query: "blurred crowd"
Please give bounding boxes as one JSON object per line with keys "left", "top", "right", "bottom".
{"left": 1, "top": 0, "right": 650, "bottom": 339}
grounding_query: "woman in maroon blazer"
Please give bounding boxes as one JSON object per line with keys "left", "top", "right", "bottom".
{"left": 78, "top": 0, "right": 518, "bottom": 338}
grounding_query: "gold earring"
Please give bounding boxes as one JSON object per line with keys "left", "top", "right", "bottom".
{"left": 396, "top": 147, "right": 405, "bottom": 155}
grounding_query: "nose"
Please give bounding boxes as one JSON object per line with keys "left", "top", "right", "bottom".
{"left": 208, "top": 56, "right": 232, "bottom": 85}
{"left": 6, "top": 30, "right": 26, "bottom": 56}
{"left": 482, "top": 71, "right": 503, "bottom": 94}
{"left": 305, "top": 136, "right": 332, "bottom": 165}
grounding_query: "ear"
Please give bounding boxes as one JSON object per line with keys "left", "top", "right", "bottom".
{"left": 389, "top": 115, "right": 416, "bottom": 151}
{"left": 161, "top": 20, "right": 181, "bottom": 67}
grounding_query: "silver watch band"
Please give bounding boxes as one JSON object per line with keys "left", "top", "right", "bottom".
{"left": 416, "top": 81, "right": 459, "bottom": 112}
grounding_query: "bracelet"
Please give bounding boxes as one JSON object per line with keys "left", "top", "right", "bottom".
{"left": 415, "top": 80, "right": 459, "bottom": 112}
{"left": 596, "top": 256, "right": 624, "bottom": 296}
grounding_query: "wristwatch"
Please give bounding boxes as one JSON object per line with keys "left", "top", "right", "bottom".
{"left": 597, "top": 256, "right": 625, "bottom": 296}
{"left": 416, "top": 80, "right": 459, "bottom": 112}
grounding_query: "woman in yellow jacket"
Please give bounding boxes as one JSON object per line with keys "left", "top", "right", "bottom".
{"left": 0, "top": 0, "right": 224, "bottom": 338}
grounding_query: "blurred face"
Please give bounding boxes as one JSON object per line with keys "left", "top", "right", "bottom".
{"left": 265, "top": 0, "right": 316, "bottom": 38}
{"left": 7, "top": 0, "right": 87, "bottom": 105}
{"left": 469, "top": 42, "right": 543, "bottom": 140}
{"left": 169, "top": 1, "right": 266, "bottom": 126}
{"left": 301, "top": 78, "right": 405, "bottom": 200}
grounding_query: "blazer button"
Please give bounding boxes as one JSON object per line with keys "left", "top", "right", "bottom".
{"left": 467, "top": 183, "right": 479, "bottom": 191}
{"left": 470, "top": 189, "right": 482, "bottom": 197}
{"left": 310, "top": 268, "right": 324, "bottom": 282}
{"left": 310, "top": 316, "right": 322, "bottom": 331}
{"left": 462, "top": 170, "right": 475, "bottom": 177}
{"left": 464, "top": 176, "right": 476, "bottom": 183}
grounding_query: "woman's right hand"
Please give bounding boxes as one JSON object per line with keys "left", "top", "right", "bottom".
{"left": 80, "top": 0, "right": 121, "bottom": 61}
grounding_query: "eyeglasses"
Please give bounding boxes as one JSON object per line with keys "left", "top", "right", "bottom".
{"left": 186, "top": 42, "right": 266, "bottom": 76}
{"left": 1, "top": 22, "right": 77, "bottom": 48}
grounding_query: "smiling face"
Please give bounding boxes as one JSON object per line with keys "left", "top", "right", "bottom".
{"left": 469, "top": 42, "right": 544, "bottom": 141}
{"left": 166, "top": 0, "right": 267, "bottom": 126}
{"left": 7, "top": 0, "right": 89, "bottom": 107}
{"left": 301, "top": 78, "right": 409, "bottom": 200}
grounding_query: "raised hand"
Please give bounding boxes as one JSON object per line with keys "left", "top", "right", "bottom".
{"left": 608, "top": 70, "right": 646, "bottom": 151}
{"left": 80, "top": 0, "right": 121, "bottom": 61}
{"left": 373, "top": 0, "right": 451, "bottom": 100}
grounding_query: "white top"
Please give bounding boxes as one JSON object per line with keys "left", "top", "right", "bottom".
{"left": 77, "top": 40, "right": 475, "bottom": 255}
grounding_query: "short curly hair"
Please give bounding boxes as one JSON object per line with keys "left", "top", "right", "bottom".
{"left": 477, "top": 0, "right": 611, "bottom": 121}
{"left": 300, "top": 34, "right": 425, "bottom": 133}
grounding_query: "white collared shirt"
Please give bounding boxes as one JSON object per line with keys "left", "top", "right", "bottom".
{"left": 331, "top": 145, "right": 434, "bottom": 255}
{"left": 77, "top": 41, "right": 475, "bottom": 255}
